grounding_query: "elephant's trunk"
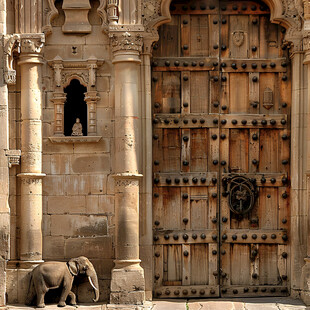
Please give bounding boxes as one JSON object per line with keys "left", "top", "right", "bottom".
{"left": 87, "top": 267, "right": 99, "bottom": 302}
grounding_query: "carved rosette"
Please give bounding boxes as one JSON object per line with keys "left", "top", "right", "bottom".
{"left": 110, "top": 31, "right": 143, "bottom": 53}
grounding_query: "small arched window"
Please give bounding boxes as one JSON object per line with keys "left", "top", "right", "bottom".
{"left": 64, "top": 79, "right": 87, "bottom": 136}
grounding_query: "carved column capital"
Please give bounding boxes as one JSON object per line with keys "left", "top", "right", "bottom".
{"left": 20, "top": 34, "right": 45, "bottom": 54}
{"left": 110, "top": 31, "right": 143, "bottom": 54}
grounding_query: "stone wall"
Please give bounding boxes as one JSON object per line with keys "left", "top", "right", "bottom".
{"left": 7, "top": 0, "right": 116, "bottom": 303}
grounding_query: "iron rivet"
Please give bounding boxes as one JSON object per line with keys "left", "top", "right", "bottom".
{"left": 210, "top": 289, "right": 215, "bottom": 294}
{"left": 174, "top": 119, "right": 179, "bottom": 124}
{"left": 154, "top": 220, "right": 160, "bottom": 226}
{"left": 213, "top": 76, "right": 219, "bottom": 82}
{"left": 164, "top": 119, "right": 170, "bottom": 124}
{"left": 183, "top": 20, "right": 188, "bottom": 25}
{"left": 154, "top": 178, "right": 159, "bottom": 184}
{"left": 201, "top": 233, "right": 206, "bottom": 239}
{"left": 152, "top": 61, "right": 158, "bottom": 67}
{"left": 182, "top": 5, "right": 188, "bottom": 10}
{"left": 153, "top": 236, "right": 159, "bottom": 241}
{"left": 271, "top": 234, "right": 277, "bottom": 239}
{"left": 242, "top": 5, "right": 247, "bottom": 10}
{"left": 281, "top": 27, "right": 286, "bottom": 33}
{"left": 155, "top": 274, "right": 160, "bottom": 280}
{"left": 252, "top": 133, "right": 258, "bottom": 140}
{"left": 282, "top": 134, "right": 288, "bottom": 140}
{"left": 221, "top": 161, "right": 226, "bottom": 166}
{"left": 251, "top": 5, "right": 257, "bottom": 10}
{"left": 282, "top": 159, "right": 289, "bottom": 165}
{"left": 191, "top": 289, "right": 197, "bottom": 294}
{"left": 183, "top": 234, "right": 188, "bottom": 240}
{"left": 221, "top": 119, "right": 227, "bottom": 125}
{"left": 282, "top": 275, "right": 288, "bottom": 280}
{"left": 233, "top": 289, "right": 238, "bottom": 294}
{"left": 212, "top": 178, "right": 217, "bottom": 184}
{"left": 261, "top": 177, "right": 266, "bottom": 183}
{"left": 154, "top": 160, "right": 159, "bottom": 165}
{"left": 221, "top": 249, "right": 226, "bottom": 254}
{"left": 282, "top": 75, "right": 288, "bottom": 81}
{"left": 199, "top": 62, "right": 205, "bottom": 67}
{"left": 244, "top": 288, "right": 249, "bottom": 293}
{"left": 270, "top": 62, "right": 276, "bottom": 68}
{"left": 200, "top": 3, "right": 206, "bottom": 10}
{"left": 271, "top": 288, "right": 276, "bottom": 293}
{"left": 213, "top": 118, "right": 219, "bottom": 124}
{"left": 212, "top": 193, "right": 217, "bottom": 198}
{"left": 183, "top": 136, "right": 189, "bottom": 142}
{"left": 252, "top": 234, "right": 257, "bottom": 239}
{"left": 213, "top": 271, "right": 218, "bottom": 276}
{"left": 165, "top": 289, "right": 170, "bottom": 295}
{"left": 261, "top": 288, "right": 267, "bottom": 292}
{"left": 212, "top": 134, "right": 217, "bottom": 140}
{"left": 221, "top": 62, "right": 226, "bottom": 67}
{"left": 282, "top": 192, "right": 288, "bottom": 199}
{"left": 153, "top": 134, "right": 159, "bottom": 140}
{"left": 222, "top": 234, "right": 228, "bottom": 240}
{"left": 209, "top": 5, "right": 215, "bottom": 9}
{"left": 252, "top": 159, "right": 258, "bottom": 165}
{"left": 222, "top": 19, "right": 227, "bottom": 25}
{"left": 164, "top": 234, "right": 169, "bottom": 240}
{"left": 192, "top": 62, "right": 197, "bottom": 67}
{"left": 212, "top": 250, "right": 217, "bottom": 255}
{"left": 183, "top": 62, "right": 189, "bottom": 66}
{"left": 154, "top": 102, "right": 160, "bottom": 108}
{"left": 182, "top": 193, "right": 188, "bottom": 199}
{"left": 252, "top": 102, "right": 259, "bottom": 108}
{"left": 252, "top": 76, "right": 258, "bottom": 82}
{"left": 174, "top": 290, "right": 180, "bottom": 296}
{"left": 253, "top": 288, "right": 258, "bottom": 292}
{"left": 165, "top": 61, "right": 170, "bottom": 66}
{"left": 282, "top": 218, "right": 287, "bottom": 224}
{"left": 212, "top": 235, "right": 217, "bottom": 241}
{"left": 281, "top": 119, "right": 287, "bottom": 125}
{"left": 213, "top": 19, "right": 218, "bottom": 24}
{"left": 213, "top": 62, "right": 218, "bottom": 66}
{"left": 213, "top": 44, "right": 219, "bottom": 49}
{"left": 192, "top": 118, "right": 197, "bottom": 123}
{"left": 241, "top": 120, "right": 247, "bottom": 125}
{"left": 232, "top": 119, "right": 238, "bottom": 125}
{"left": 261, "top": 234, "right": 267, "bottom": 240}
{"left": 152, "top": 77, "right": 158, "bottom": 82}
{"left": 221, "top": 76, "right": 227, "bottom": 82}
{"left": 183, "top": 102, "right": 189, "bottom": 108}
{"left": 252, "top": 46, "right": 257, "bottom": 52}
{"left": 282, "top": 177, "right": 288, "bottom": 184}
{"left": 270, "top": 119, "right": 276, "bottom": 125}
{"left": 166, "top": 178, "right": 171, "bottom": 184}
{"left": 270, "top": 178, "right": 276, "bottom": 184}
{"left": 252, "top": 120, "right": 258, "bottom": 125}
{"left": 154, "top": 193, "right": 159, "bottom": 198}
{"left": 221, "top": 6, "right": 226, "bottom": 11}
{"left": 212, "top": 217, "right": 217, "bottom": 223}
{"left": 173, "top": 234, "right": 179, "bottom": 240}
{"left": 183, "top": 218, "right": 189, "bottom": 224}
{"left": 192, "top": 233, "right": 197, "bottom": 239}
{"left": 232, "top": 234, "right": 237, "bottom": 240}
{"left": 182, "top": 161, "right": 188, "bottom": 167}
{"left": 201, "top": 177, "right": 206, "bottom": 183}
{"left": 281, "top": 288, "right": 288, "bottom": 293}
{"left": 282, "top": 252, "right": 288, "bottom": 258}
{"left": 183, "top": 289, "right": 188, "bottom": 295}
{"left": 252, "top": 18, "right": 258, "bottom": 24}
{"left": 242, "top": 234, "right": 248, "bottom": 239}
{"left": 282, "top": 234, "right": 288, "bottom": 241}
{"left": 192, "top": 177, "right": 198, "bottom": 184}
{"left": 200, "top": 289, "right": 205, "bottom": 295}
{"left": 183, "top": 76, "right": 189, "bottom": 81}
{"left": 200, "top": 119, "right": 205, "bottom": 124}
{"left": 261, "top": 119, "right": 267, "bottom": 125}
{"left": 183, "top": 250, "right": 189, "bottom": 256}
{"left": 155, "top": 252, "right": 160, "bottom": 257}
{"left": 221, "top": 45, "right": 227, "bottom": 50}
{"left": 282, "top": 102, "right": 287, "bottom": 108}
{"left": 222, "top": 289, "right": 227, "bottom": 293}
{"left": 222, "top": 217, "right": 228, "bottom": 223}
{"left": 231, "top": 63, "right": 237, "bottom": 69}
{"left": 241, "top": 63, "right": 247, "bottom": 69}
{"left": 252, "top": 273, "right": 258, "bottom": 279}
{"left": 233, "top": 5, "right": 238, "bottom": 10}
{"left": 174, "top": 61, "right": 180, "bottom": 66}
{"left": 153, "top": 118, "right": 159, "bottom": 124}
{"left": 261, "top": 63, "right": 267, "bottom": 68}
{"left": 183, "top": 177, "right": 189, "bottom": 183}
{"left": 175, "top": 178, "right": 180, "bottom": 184}
{"left": 213, "top": 101, "right": 219, "bottom": 107}
{"left": 281, "top": 62, "right": 287, "bottom": 67}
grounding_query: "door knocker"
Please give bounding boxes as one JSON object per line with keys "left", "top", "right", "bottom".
{"left": 224, "top": 176, "right": 257, "bottom": 215}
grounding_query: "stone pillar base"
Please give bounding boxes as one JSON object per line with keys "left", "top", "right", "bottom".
{"left": 110, "top": 262, "right": 145, "bottom": 305}
{"left": 301, "top": 258, "right": 310, "bottom": 305}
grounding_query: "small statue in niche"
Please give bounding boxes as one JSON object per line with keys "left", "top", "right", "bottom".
{"left": 71, "top": 118, "right": 83, "bottom": 136}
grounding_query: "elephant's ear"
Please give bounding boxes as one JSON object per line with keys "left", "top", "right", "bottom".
{"left": 68, "top": 259, "right": 78, "bottom": 276}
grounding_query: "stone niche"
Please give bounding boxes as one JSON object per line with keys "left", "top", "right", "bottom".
{"left": 62, "top": 0, "right": 92, "bottom": 34}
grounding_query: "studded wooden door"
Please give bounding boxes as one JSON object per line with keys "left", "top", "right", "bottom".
{"left": 152, "top": 0, "right": 290, "bottom": 298}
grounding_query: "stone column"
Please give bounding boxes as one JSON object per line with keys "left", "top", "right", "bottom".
{"left": 0, "top": 0, "right": 10, "bottom": 305}
{"left": 85, "top": 91, "right": 99, "bottom": 136}
{"left": 17, "top": 34, "right": 45, "bottom": 262}
{"left": 109, "top": 32, "right": 145, "bottom": 306}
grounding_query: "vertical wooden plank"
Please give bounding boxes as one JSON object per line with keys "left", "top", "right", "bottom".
{"left": 209, "top": 128, "right": 220, "bottom": 173}
{"left": 249, "top": 128, "right": 259, "bottom": 174}
{"left": 191, "top": 244, "right": 209, "bottom": 285}
{"left": 250, "top": 244, "right": 260, "bottom": 286}
{"left": 259, "top": 16, "right": 268, "bottom": 59}
{"left": 220, "top": 243, "right": 230, "bottom": 286}
{"left": 229, "top": 15, "right": 248, "bottom": 59}
{"left": 153, "top": 128, "right": 162, "bottom": 173}
{"left": 190, "top": 72, "right": 209, "bottom": 113}
{"left": 152, "top": 72, "right": 163, "bottom": 113}
{"left": 181, "top": 14, "right": 190, "bottom": 57}
{"left": 154, "top": 245, "right": 164, "bottom": 288}
{"left": 229, "top": 73, "right": 249, "bottom": 114}
{"left": 278, "top": 186, "right": 289, "bottom": 230}
{"left": 153, "top": 187, "right": 163, "bottom": 230}
{"left": 191, "top": 129, "right": 208, "bottom": 172}
{"left": 231, "top": 244, "right": 250, "bottom": 285}
{"left": 229, "top": 129, "right": 249, "bottom": 173}
{"left": 209, "top": 243, "right": 218, "bottom": 286}
{"left": 182, "top": 186, "right": 191, "bottom": 230}
{"left": 259, "top": 129, "right": 279, "bottom": 173}
{"left": 209, "top": 13, "right": 220, "bottom": 57}
{"left": 182, "top": 128, "right": 190, "bottom": 173}
{"left": 220, "top": 73, "right": 229, "bottom": 113}
{"left": 162, "top": 129, "right": 181, "bottom": 172}
{"left": 210, "top": 70, "right": 220, "bottom": 114}
{"left": 279, "top": 129, "right": 290, "bottom": 174}
{"left": 209, "top": 186, "right": 218, "bottom": 229}
{"left": 278, "top": 245, "right": 288, "bottom": 286}
{"left": 220, "top": 13, "right": 229, "bottom": 58}
{"left": 259, "top": 245, "right": 278, "bottom": 285}
{"left": 182, "top": 71, "right": 190, "bottom": 114}
{"left": 167, "top": 245, "right": 182, "bottom": 285}
{"left": 162, "top": 72, "right": 181, "bottom": 113}
{"left": 162, "top": 187, "right": 181, "bottom": 230}
{"left": 259, "top": 187, "right": 278, "bottom": 229}
{"left": 190, "top": 15, "right": 209, "bottom": 56}
{"left": 249, "top": 15, "right": 259, "bottom": 59}
{"left": 190, "top": 187, "right": 209, "bottom": 230}
{"left": 182, "top": 244, "right": 191, "bottom": 285}
{"left": 249, "top": 72, "right": 259, "bottom": 114}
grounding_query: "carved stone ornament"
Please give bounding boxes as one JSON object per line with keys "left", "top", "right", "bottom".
{"left": 3, "top": 34, "right": 20, "bottom": 85}
{"left": 281, "top": 0, "right": 303, "bottom": 32}
{"left": 110, "top": 32, "right": 143, "bottom": 53}
{"left": 42, "top": 0, "right": 59, "bottom": 36}
{"left": 20, "top": 34, "right": 45, "bottom": 54}
{"left": 142, "top": 0, "right": 161, "bottom": 32}
{"left": 48, "top": 56, "right": 104, "bottom": 90}
{"left": 232, "top": 31, "right": 245, "bottom": 47}
{"left": 5, "top": 149, "right": 21, "bottom": 168}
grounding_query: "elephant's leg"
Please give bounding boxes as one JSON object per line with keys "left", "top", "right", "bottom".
{"left": 36, "top": 290, "right": 47, "bottom": 308}
{"left": 34, "top": 278, "right": 48, "bottom": 308}
{"left": 58, "top": 286, "right": 71, "bottom": 307}
{"left": 68, "top": 291, "right": 77, "bottom": 306}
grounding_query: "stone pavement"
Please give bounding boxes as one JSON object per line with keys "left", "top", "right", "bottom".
{"left": 5, "top": 298, "right": 308, "bottom": 310}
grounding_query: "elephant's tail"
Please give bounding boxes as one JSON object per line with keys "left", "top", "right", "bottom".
{"left": 25, "top": 274, "right": 35, "bottom": 306}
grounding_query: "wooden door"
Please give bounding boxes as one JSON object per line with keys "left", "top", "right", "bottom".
{"left": 152, "top": 0, "right": 290, "bottom": 298}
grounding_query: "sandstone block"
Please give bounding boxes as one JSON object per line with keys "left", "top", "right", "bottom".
{"left": 76, "top": 279, "right": 110, "bottom": 303}
{"left": 83, "top": 44, "right": 110, "bottom": 60}
{"left": 51, "top": 215, "right": 108, "bottom": 237}
{"left": 17, "top": 269, "right": 32, "bottom": 304}
{"left": 97, "top": 120, "right": 113, "bottom": 138}
{"left": 42, "top": 154, "right": 51, "bottom": 175}
{"left": 86, "top": 195, "right": 99, "bottom": 214}
{"left": 43, "top": 175, "right": 65, "bottom": 196}
{"left": 51, "top": 154, "right": 72, "bottom": 175}
{"left": 43, "top": 138, "right": 74, "bottom": 154}
{"left": 98, "top": 195, "right": 114, "bottom": 214}
{"left": 42, "top": 214, "right": 51, "bottom": 236}
{"left": 65, "top": 236, "right": 113, "bottom": 259}
{"left": 43, "top": 236, "right": 65, "bottom": 260}
{"left": 110, "top": 291, "right": 145, "bottom": 306}
{"left": 97, "top": 92, "right": 109, "bottom": 108}
{"left": 96, "top": 77, "right": 110, "bottom": 92}
{"left": 91, "top": 258, "right": 114, "bottom": 279}
{"left": 46, "top": 27, "right": 86, "bottom": 45}
{"left": 6, "top": 269, "right": 18, "bottom": 304}
{"left": 72, "top": 154, "right": 110, "bottom": 173}
{"left": 73, "top": 138, "right": 110, "bottom": 154}
{"left": 47, "top": 195, "right": 86, "bottom": 214}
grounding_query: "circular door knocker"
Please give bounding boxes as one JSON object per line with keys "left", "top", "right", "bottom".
{"left": 227, "top": 176, "right": 257, "bottom": 215}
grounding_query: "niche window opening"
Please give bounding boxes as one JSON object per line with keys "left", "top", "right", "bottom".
{"left": 64, "top": 79, "right": 87, "bottom": 136}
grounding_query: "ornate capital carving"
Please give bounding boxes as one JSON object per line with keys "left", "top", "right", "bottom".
{"left": 5, "top": 150, "right": 21, "bottom": 168}
{"left": 110, "top": 31, "right": 143, "bottom": 53}
{"left": 3, "top": 34, "right": 20, "bottom": 85}
{"left": 20, "top": 34, "right": 45, "bottom": 54}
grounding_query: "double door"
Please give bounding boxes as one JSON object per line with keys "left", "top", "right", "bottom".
{"left": 152, "top": 0, "right": 290, "bottom": 298}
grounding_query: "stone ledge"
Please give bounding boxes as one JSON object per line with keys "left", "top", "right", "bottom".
{"left": 48, "top": 136, "right": 102, "bottom": 144}
{"left": 7, "top": 304, "right": 107, "bottom": 310}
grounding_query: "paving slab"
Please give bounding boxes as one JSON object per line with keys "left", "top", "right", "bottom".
{"left": 152, "top": 299, "right": 187, "bottom": 310}
{"left": 188, "top": 300, "right": 245, "bottom": 310}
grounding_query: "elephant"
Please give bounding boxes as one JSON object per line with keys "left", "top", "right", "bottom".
{"left": 26, "top": 256, "right": 99, "bottom": 308}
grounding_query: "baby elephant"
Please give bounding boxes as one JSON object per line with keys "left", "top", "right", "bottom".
{"left": 26, "top": 256, "right": 99, "bottom": 308}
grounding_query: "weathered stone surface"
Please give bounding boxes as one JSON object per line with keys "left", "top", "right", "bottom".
{"left": 152, "top": 300, "right": 187, "bottom": 310}
{"left": 71, "top": 155, "right": 110, "bottom": 173}
{"left": 43, "top": 236, "right": 65, "bottom": 259}
{"left": 51, "top": 215, "right": 108, "bottom": 237}
{"left": 47, "top": 195, "right": 86, "bottom": 214}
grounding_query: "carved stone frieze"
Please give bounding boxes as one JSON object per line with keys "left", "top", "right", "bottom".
{"left": 281, "top": 0, "right": 303, "bottom": 32}
{"left": 110, "top": 31, "right": 143, "bottom": 53}
{"left": 142, "top": 0, "right": 161, "bottom": 32}
{"left": 20, "top": 34, "right": 45, "bottom": 54}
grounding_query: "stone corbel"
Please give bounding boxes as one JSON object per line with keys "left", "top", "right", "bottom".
{"left": 42, "top": 0, "right": 59, "bottom": 36}
{"left": 3, "top": 34, "right": 20, "bottom": 85}
{"left": 5, "top": 150, "right": 21, "bottom": 168}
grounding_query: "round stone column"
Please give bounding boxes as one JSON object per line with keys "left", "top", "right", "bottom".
{"left": 17, "top": 34, "right": 45, "bottom": 262}
{"left": 110, "top": 33, "right": 145, "bottom": 306}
